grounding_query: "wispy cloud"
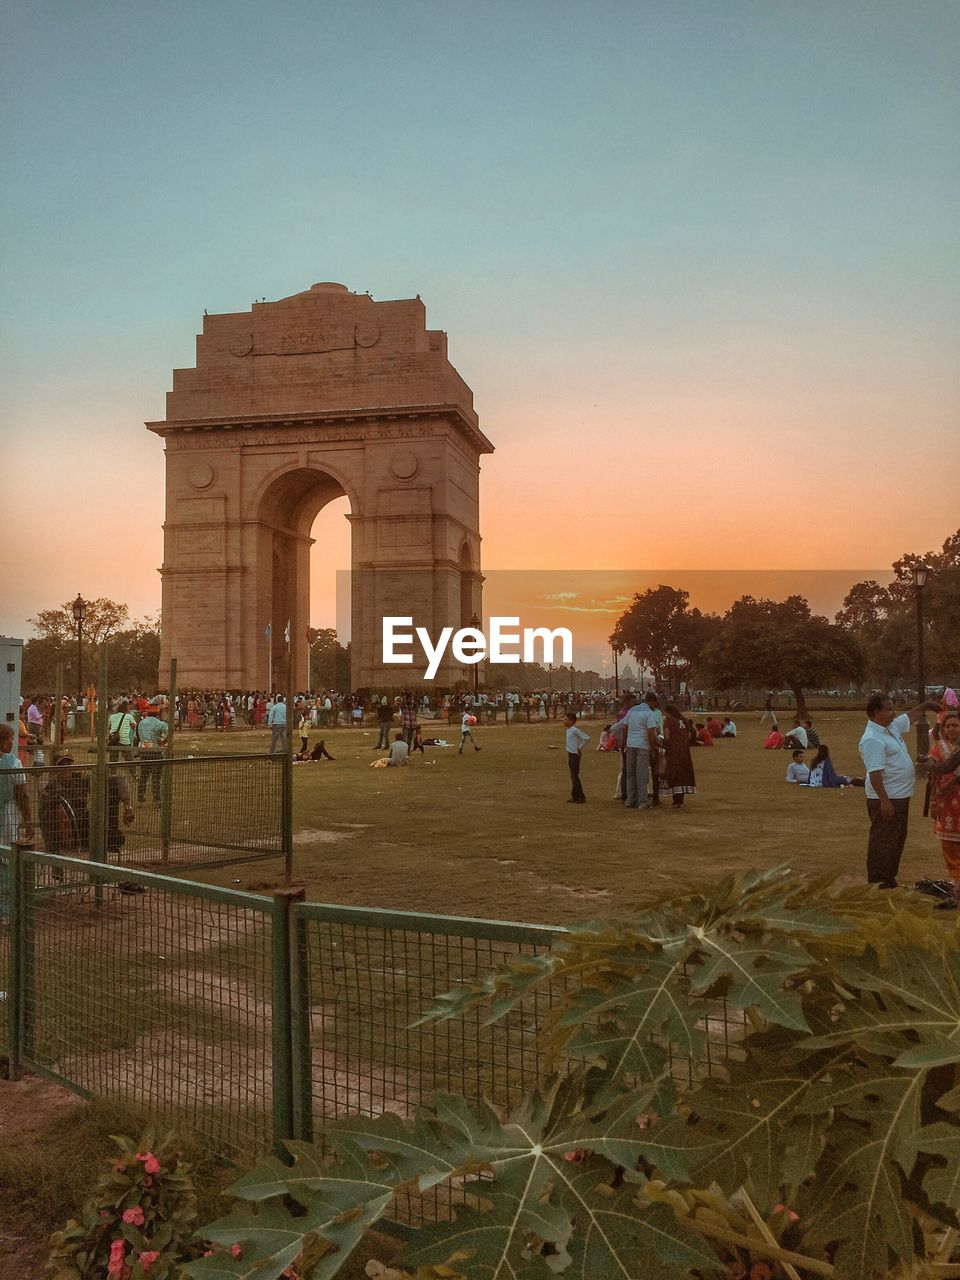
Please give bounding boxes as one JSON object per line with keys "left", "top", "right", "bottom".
{"left": 544, "top": 591, "right": 578, "bottom": 600}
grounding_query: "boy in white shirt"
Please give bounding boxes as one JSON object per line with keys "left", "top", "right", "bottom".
{"left": 459, "top": 711, "right": 481, "bottom": 754}
{"left": 564, "top": 711, "right": 589, "bottom": 803}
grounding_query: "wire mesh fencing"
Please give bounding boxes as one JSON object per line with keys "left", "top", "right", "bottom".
{"left": 1, "top": 845, "right": 747, "bottom": 1187}
{"left": 9, "top": 754, "right": 284, "bottom": 871}
{"left": 0, "top": 847, "right": 10, "bottom": 1058}
{"left": 7, "top": 849, "right": 281, "bottom": 1158}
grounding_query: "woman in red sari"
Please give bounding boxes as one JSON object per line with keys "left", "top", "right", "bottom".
{"left": 662, "top": 704, "right": 697, "bottom": 808}
{"left": 929, "top": 711, "right": 960, "bottom": 903}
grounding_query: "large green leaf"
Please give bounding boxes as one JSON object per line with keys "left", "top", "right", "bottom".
{"left": 689, "top": 932, "right": 812, "bottom": 1029}
{"left": 796, "top": 1061, "right": 926, "bottom": 1278}
{"left": 185, "top": 1142, "right": 394, "bottom": 1280}
{"left": 652, "top": 1047, "right": 832, "bottom": 1207}
{"left": 558, "top": 955, "right": 706, "bottom": 1081}
{"left": 399, "top": 1081, "right": 718, "bottom": 1279}
{"left": 802, "top": 944, "right": 960, "bottom": 1071}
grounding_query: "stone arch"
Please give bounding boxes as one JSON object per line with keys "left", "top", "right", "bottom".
{"left": 149, "top": 282, "right": 493, "bottom": 691}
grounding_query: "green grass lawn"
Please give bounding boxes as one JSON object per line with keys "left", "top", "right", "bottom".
{"left": 174, "top": 711, "right": 943, "bottom": 925}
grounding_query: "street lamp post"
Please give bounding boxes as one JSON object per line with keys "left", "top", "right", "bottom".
{"left": 913, "top": 564, "right": 929, "bottom": 758}
{"left": 613, "top": 645, "right": 620, "bottom": 699}
{"left": 72, "top": 594, "right": 87, "bottom": 699}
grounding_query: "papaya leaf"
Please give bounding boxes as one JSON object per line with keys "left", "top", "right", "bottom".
{"left": 689, "top": 932, "right": 812, "bottom": 1029}
{"left": 227, "top": 1139, "right": 397, "bottom": 1206}
{"left": 905, "top": 1121, "right": 960, "bottom": 1213}
{"left": 191, "top": 1181, "right": 391, "bottom": 1280}
{"left": 796, "top": 1061, "right": 927, "bottom": 1278}
{"left": 805, "top": 945, "right": 960, "bottom": 1065}
{"left": 557, "top": 956, "right": 706, "bottom": 1081}
{"left": 321, "top": 1106, "right": 474, "bottom": 1191}
{"left": 398, "top": 1082, "right": 717, "bottom": 1279}
{"left": 652, "top": 1048, "right": 836, "bottom": 1207}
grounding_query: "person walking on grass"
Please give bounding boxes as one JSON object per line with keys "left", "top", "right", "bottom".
{"left": 858, "top": 692, "right": 941, "bottom": 888}
{"left": 459, "top": 709, "right": 481, "bottom": 754}
{"left": 564, "top": 711, "right": 589, "bottom": 803}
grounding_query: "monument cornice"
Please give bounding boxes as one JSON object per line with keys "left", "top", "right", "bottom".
{"left": 146, "top": 403, "right": 494, "bottom": 456}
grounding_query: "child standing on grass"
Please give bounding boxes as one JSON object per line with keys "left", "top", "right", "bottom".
{"left": 564, "top": 711, "right": 589, "bottom": 804}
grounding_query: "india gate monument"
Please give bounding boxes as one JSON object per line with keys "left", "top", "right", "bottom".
{"left": 147, "top": 282, "right": 493, "bottom": 690}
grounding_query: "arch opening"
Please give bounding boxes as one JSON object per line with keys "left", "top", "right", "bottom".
{"left": 256, "top": 467, "right": 353, "bottom": 693}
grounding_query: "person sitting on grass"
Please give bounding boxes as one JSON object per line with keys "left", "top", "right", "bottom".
{"left": 706, "top": 716, "right": 724, "bottom": 738}
{"left": 806, "top": 744, "right": 861, "bottom": 788}
{"left": 785, "top": 750, "right": 810, "bottom": 784}
{"left": 695, "top": 722, "right": 714, "bottom": 746}
{"left": 764, "top": 723, "right": 785, "bottom": 749}
{"left": 783, "top": 718, "right": 809, "bottom": 750}
{"left": 295, "top": 739, "right": 335, "bottom": 762}
{"left": 597, "top": 724, "right": 618, "bottom": 751}
{"left": 386, "top": 731, "right": 409, "bottom": 767}
{"left": 721, "top": 717, "right": 737, "bottom": 738}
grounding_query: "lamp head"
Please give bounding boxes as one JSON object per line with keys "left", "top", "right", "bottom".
{"left": 912, "top": 564, "right": 929, "bottom": 590}
{"left": 72, "top": 594, "right": 87, "bottom": 622}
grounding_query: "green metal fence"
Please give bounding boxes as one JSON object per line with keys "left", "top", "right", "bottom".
{"left": 2, "top": 847, "right": 285, "bottom": 1158}
{"left": 12, "top": 754, "right": 284, "bottom": 871}
{"left": 1, "top": 846, "right": 744, "bottom": 1189}
{"left": 292, "top": 902, "right": 560, "bottom": 1141}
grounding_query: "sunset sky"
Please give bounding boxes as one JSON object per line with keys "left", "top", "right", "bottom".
{"left": 2, "top": 0, "right": 957, "bottom": 640}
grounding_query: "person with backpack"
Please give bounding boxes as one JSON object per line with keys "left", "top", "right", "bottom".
{"left": 107, "top": 699, "right": 138, "bottom": 762}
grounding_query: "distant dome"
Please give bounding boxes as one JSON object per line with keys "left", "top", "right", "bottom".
{"left": 310, "top": 282, "right": 348, "bottom": 292}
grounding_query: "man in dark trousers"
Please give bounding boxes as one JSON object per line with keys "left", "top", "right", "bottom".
{"left": 858, "top": 692, "right": 940, "bottom": 887}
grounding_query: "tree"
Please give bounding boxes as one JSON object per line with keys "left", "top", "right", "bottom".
{"left": 307, "top": 627, "right": 351, "bottom": 691}
{"left": 701, "top": 594, "right": 864, "bottom": 718}
{"left": 29, "top": 597, "right": 130, "bottom": 645}
{"left": 612, "top": 586, "right": 719, "bottom": 688}
{"left": 837, "top": 528, "right": 960, "bottom": 689}
{"left": 22, "top": 599, "right": 159, "bottom": 692}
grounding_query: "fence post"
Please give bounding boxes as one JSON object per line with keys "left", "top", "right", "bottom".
{"left": 6, "top": 845, "right": 23, "bottom": 1079}
{"left": 91, "top": 648, "right": 108, "bottom": 907}
{"left": 271, "top": 886, "right": 305, "bottom": 1158}
{"left": 20, "top": 851, "right": 36, "bottom": 1064}
{"left": 160, "top": 657, "right": 178, "bottom": 867}
{"left": 291, "top": 908, "right": 313, "bottom": 1143}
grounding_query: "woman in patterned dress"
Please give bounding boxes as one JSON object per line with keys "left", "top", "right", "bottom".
{"left": 929, "top": 711, "right": 960, "bottom": 901}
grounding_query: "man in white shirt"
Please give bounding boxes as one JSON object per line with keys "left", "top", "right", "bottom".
{"left": 785, "top": 750, "right": 810, "bottom": 784}
{"left": 610, "top": 692, "right": 660, "bottom": 810}
{"left": 783, "top": 719, "right": 808, "bottom": 750}
{"left": 858, "top": 692, "right": 940, "bottom": 887}
{"left": 722, "top": 718, "right": 737, "bottom": 738}
{"left": 386, "top": 732, "right": 409, "bottom": 766}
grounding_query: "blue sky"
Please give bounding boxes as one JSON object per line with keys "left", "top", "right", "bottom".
{"left": 2, "top": 0, "right": 957, "bottom": 633}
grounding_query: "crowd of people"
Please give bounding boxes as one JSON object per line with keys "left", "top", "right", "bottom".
{"left": 5, "top": 684, "right": 960, "bottom": 906}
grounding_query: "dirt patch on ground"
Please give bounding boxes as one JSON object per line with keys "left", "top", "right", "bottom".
{"left": 0, "top": 1073, "right": 81, "bottom": 1145}
{"left": 0, "top": 1075, "right": 82, "bottom": 1278}
{"left": 294, "top": 827, "right": 360, "bottom": 846}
